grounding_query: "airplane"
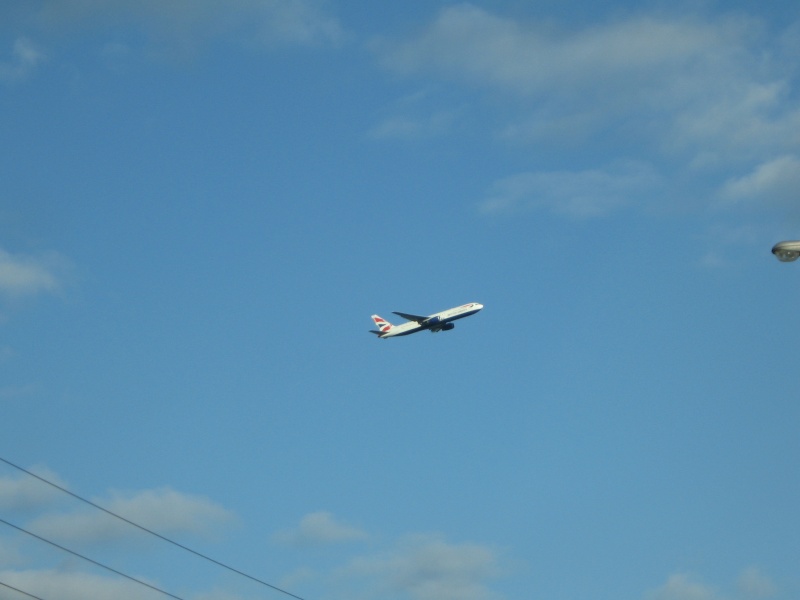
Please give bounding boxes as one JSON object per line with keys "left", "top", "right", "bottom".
{"left": 369, "top": 302, "right": 483, "bottom": 338}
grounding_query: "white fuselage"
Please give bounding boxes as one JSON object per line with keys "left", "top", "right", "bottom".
{"left": 378, "top": 302, "right": 483, "bottom": 338}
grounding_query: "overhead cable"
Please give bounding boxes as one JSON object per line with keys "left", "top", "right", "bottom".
{"left": 0, "top": 517, "right": 185, "bottom": 600}
{"left": 0, "top": 580, "right": 47, "bottom": 600}
{"left": 0, "top": 456, "right": 307, "bottom": 600}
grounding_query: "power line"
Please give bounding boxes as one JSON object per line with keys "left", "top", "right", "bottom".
{"left": 0, "top": 517, "right": 185, "bottom": 600}
{"left": 0, "top": 579, "right": 47, "bottom": 600}
{"left": 0, "top": 456, "right": 307, "bottom": 600}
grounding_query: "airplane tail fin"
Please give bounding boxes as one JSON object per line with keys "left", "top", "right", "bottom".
{"left": 370, "top": 314, "right": 393, "bottom": 336}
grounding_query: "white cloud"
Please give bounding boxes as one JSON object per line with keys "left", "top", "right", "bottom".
{"left": 368, "top": 111, "right": 457, "bottom": 140}
{"left": 375, "top": 5, "right": 800, "bottom": 170}
{"left": 645, "top": 569, "right": 782, "bottom": 600}
{"left": 274, "top": 511, "right": 368, "bottom": 546}
{"left": 0, "top": 568, "right": 162, "bottom": 600}
{"left": 378, "top": 5, "right": 743, "bottom": 95}
{"left": 1, "top": 473, "right": 241, "bottom": 598}
{"left": 480, "top": 161, "right": 660, "bottom": 218}
{"left": 0, "top": 248, "right": 64, "bottom": 299}
{"left": 675, "top": 83, "right": 800, "bottom": 168}
{"left": 35, "top": 0, "right": 344, "bottom": 54}
{"left": 645, "top": 573, "right": 720, "bottom": 600}
{"left": 737, "top": 567, "right": 777, "bottom": 598}
{"left": 0, "top": 467, "right": 66, "bottom": 512}
{"left": 29, "top": 487, "right": 235, "bottom": 545}
{"left": 720, "top": 155, "right": 800, "bottom": 209}
{"left": 0, "top": 38, "right": 45, "bottom": 84}
{"left": 341, "top": 533, "right": 502, "bottom": 600}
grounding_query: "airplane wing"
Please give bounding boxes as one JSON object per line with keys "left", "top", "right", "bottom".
{"left": 393, "top": 311, "right": 427, "bottom": 323}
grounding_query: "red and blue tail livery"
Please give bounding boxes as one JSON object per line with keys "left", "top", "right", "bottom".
{"left": 371, "top": 315, "right": 393, "bottom": 333}
{"left": 369, "top": 302, "right": 483, "bottom": 338}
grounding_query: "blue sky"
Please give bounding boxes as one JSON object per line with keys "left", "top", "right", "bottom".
{"left": 1, "top": 1, "right": 799, "bottom": 599}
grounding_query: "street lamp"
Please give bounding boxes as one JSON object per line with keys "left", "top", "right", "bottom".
{"left": 772, "top": 240, "right": 800, "bottom": 262}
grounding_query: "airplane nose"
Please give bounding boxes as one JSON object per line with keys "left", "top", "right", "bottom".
{"left": 475, "top": 303, "right": 484, "bottom": 310}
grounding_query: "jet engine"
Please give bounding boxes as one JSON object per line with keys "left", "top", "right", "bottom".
{"left": 772, "top": 240, "right": 800, "bottom": 262}
{"left": 441, "top": 323, "right": 455, "bottom": 331}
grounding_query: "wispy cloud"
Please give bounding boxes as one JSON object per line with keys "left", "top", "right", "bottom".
{"left": 28, "top": 487, "right": 236, "bottom": 545}
{"left": 720, "top": 155, "right": 800, "bottom": 210}
{"left": 368, "top": 111, "right": 458, "bottom": 140}
{"left": 480, "top": 160, "right": 660, "bottom": 218}
{"left": 646, "top": 570, "right": 780, "bottom": 600}
{"left": 375, "top": 5, "right": 798, "bottom": 147}
{"left": 0, "top": 248, "right": 66, "bottom": 299}
{"left": 378, "top": 5, "right": 744, "bottom": 94}
{"left": 0, "top": 569, "right": 157, "bottom": 600}
{"left": 2, "top": 467, "right": 781, "bottom": 600}
{"left": 374, "top": 4, "right": 800, "bottom": 221}
{"left": 273, "top": 511, "right": 368, "bottom": 546}
{"left": 646, "top": 573, "right": 720, "bottom": 600}
{"left": 0, "top": 38, "right": 45, "bottom": 84}
{"left": 34, "top": 0, "right": 345, "bottom": 56}
{"left": 340, "top": 533, "right": 503, "bottom": 600}
{"left": 737, "top": 567, "right": 777, "bottom": 598}
{"left": 1, "top": 468, "right": 242, "bottom": 599}
{"left": 0, "top": 467, "right": 65, "bottom": 512}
